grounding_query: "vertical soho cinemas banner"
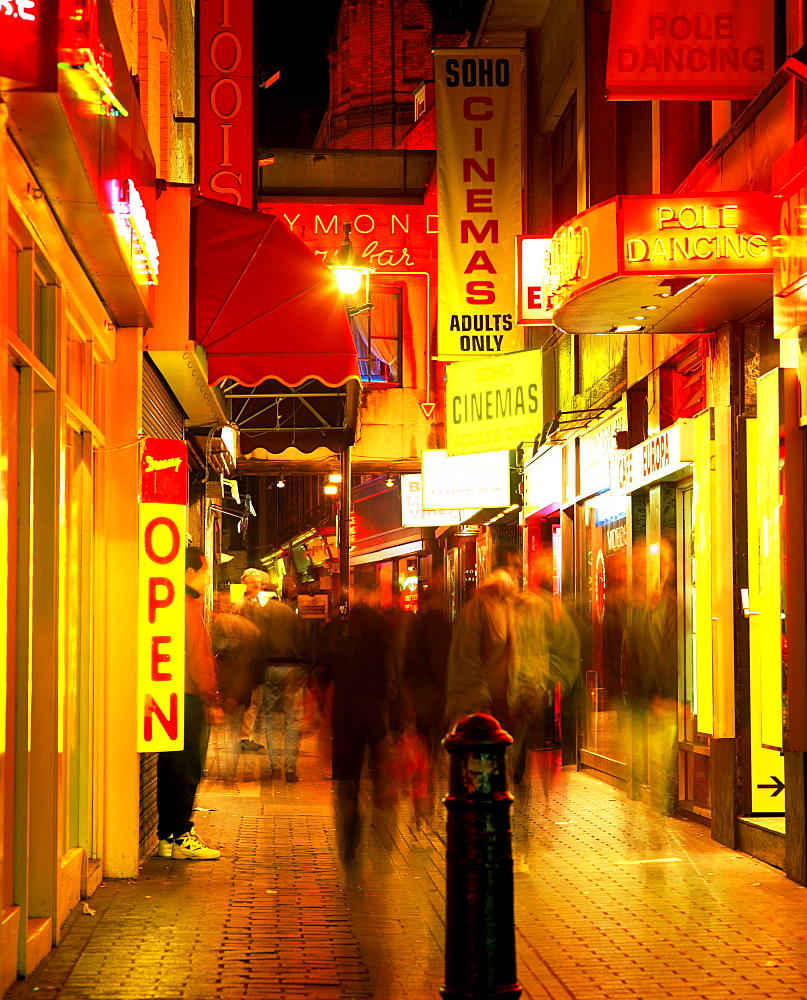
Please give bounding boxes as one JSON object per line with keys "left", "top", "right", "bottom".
{"left": 434, "top": 50, "right": 524, "bottom": 359}
{"left": 199, "top": 0, "right": 255, "bottom": 207}
{"left": 138, "top": 439, "right": 188, "bottom": 752}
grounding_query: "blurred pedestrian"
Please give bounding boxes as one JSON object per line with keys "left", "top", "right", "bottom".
{"left": 509, "top": 583, "right": 580, "bottom": 784}
{"left": 622, "top": 536, "right": 678, "bottom": 814}
{"left": 445, "top": 543, "right": 521, "bottom": 735}
{"left": 258, "top": 589, "right": 311, "bottom": 782}
{"left": 209, "top": 589, "right": 263, "bottom": 778}
{"left": 211, "top": 589, "right": 262, "bottom": 714}
{"left": 156, "top": 546, "right": 222, "bottom": 860}
{"left": 234, "top": 567, "right": 272, "bottom": 752}
{"left": 402, "top": 570, "right": 451, "bottom": 818}
{"left": 326, "top": 589, "right": 404, "bottom": 865}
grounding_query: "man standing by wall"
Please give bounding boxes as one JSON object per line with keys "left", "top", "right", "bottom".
{"left": 156, "top": 546, "right": 222, "bottom": 860}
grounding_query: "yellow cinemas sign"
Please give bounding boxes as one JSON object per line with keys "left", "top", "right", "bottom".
{"left": 446, "top": 350, "right": 542, "bottom": 456}
{"left": 434, "top": 50, "right": 524, "bottom": 359}
{"left": 138, "top": 439, "right": 187, "bottom": 752}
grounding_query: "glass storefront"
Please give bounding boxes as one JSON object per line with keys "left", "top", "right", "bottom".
{"left": 579, "top": 497, "right": 629, "bottom": 778}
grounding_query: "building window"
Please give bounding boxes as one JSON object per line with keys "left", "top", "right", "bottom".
{"left": 33, "top": 262, "right": 58, "bottom": 375}
{"left": 348, "top": 284, "right": 402, "bottom": 386}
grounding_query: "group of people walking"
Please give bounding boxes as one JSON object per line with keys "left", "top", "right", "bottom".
{"left": 157, "top": 543, "right": 583, "bottom": 865}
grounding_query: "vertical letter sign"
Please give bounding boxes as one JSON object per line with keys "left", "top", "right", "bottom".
{"left": 138, "top": 439, "right": 187, "bottom": 752}
{"left": 434, "top": 50, "right": 524, "bottom": 359}
{"left": 198, "top": 0, "right": 255, "bottom": 208}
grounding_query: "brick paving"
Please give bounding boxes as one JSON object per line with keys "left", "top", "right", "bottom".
{"left": 6, "top": 729, "right": 807, "bottom": 1000}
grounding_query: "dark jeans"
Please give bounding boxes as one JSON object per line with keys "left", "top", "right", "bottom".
{"left": 156, "top": 693, "right": 209, "bottom": 840}
{"left": 332, "top": 719, "right": 388, "bottom": 863}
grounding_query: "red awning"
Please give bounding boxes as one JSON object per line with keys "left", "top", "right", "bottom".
{"left": 193, "top": 197, "right": 360, "bottom": 388}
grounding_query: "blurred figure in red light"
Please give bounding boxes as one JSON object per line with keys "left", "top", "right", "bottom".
{"left": 510, "top": 556, "right": 580, "bottom": 785}
{"left": 402, "top": 569, "right": 451, "bottom": 819}
{"left": 321, "top": 586, "right": 405, "bottom": 866}
{"left": 622, "top": 535, "right": 678, "bottom": 814}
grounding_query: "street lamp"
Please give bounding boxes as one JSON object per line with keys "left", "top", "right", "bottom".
{"left": 328, "top": 222, "right": 375, "bottom": 299}
{"left": 327, "top": 224, "right": 376, "bottom": 622}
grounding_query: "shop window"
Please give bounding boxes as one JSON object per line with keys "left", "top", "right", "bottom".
{"left": 348, "top": 285, "right": 402, "bottom": 386}
{"left": 33, "top": 261, "right": 58, "bottom": 374}
{"left": 11, "top": 220, "right": 59, "bottom": 375}
{"left": 66, "top": 321, "right": 100, "bottom": 423}
{"left": 7, "top": 237, "right": 20, "bottom": 336}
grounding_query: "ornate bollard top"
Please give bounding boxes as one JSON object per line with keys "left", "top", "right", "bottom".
{"left": 443, "top": 713, "right": 513, "bottom": 799}
{"left": 444, "top": 713, "right": 513, "bottom": 750}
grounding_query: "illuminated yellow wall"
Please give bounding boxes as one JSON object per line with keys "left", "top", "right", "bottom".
{"left": 693, "top": 410, "right": 714, "bottom": 733}
{"left": 745, "top": 375, "right": 786, "bottom": 812}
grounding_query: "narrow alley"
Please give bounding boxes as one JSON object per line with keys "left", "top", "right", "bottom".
{"left": 7, "top": 731, "right": 807, "bottom": 1000}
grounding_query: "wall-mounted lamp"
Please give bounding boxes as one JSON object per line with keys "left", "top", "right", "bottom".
{"left": 323, "top": 482, "right": 338, "bottom": 496}
{"left": 276, "top": 471, "right": 286, "bottom": 488}
{"left": 327, "top": 471, "right": 342, "bottom": 484}
{"left": 328, "top": 222, "right": 376, "bottom": 296}
{"left": 385, "top": 471, "right": 395, "bottom": 488}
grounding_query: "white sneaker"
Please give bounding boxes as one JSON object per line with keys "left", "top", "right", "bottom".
{"left": 171, "top": 830, "right": 221, "bottom": 860}
{"left": 156, "top": 838, "right": 173, "bottom": 858}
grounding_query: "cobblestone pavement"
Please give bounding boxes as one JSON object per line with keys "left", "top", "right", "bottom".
{"left": 6, "top": 727, "right": 807, "bottom": 1000}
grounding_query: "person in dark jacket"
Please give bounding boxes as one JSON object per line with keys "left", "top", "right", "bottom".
{"left": 156, "top": 546, "right": 222, "bottom": 860}
{"left": 324, "top": 590, "right": 403, "bottom": 865}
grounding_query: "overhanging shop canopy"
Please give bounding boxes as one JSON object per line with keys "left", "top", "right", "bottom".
{"left": 194, "top": 196, "right": 360, "bottom": 388}
{"left": 193, "top": 197, "right": 361, "bottom": 455}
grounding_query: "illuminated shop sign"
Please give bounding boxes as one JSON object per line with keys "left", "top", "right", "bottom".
{"left": 516, "top": 237, "right": 553, "bottom": 325}
{"left": 523, "top": 446, "right": 563, "bottom": 514}
{"left": 606, "top": 0, "right": 773, "bottom": 100}
{"left": 578, "top": 407, "right": 627, "bottom": 498}
{"left": 260, "top": 203, "right": 437, "bottom": 273}
{"left": 445, "top": 350, "right": 542, "bottom": 457}
{"left": 59, "top": 0, "right": 127, "bottom": 116}
{"left": 547, "top": 193, "right": 778, "bottom": 315}
{"left": 434, "top": 49, "right": 524, "bottom": 358}
{"left": 421, "top": 449, "right": 514, "bottom": 509}
{"left": 609, "top": 419, "right": 693, "bottom": 494}
{"left": 0, "top": 0, "right": 56, "bottom": 90}
{"left": 138, "top": 439, "right": 187, "bottom": 752}
{"left": 199, "top": 0, "right": 254, "bottom": 207}
{"left": 2, "top": 0, "right": 36, "bottom": 20}
{"left": 401, "top": 475, "right": 469, "bottom": 527}
{"left": 772, "top": 138, "right": 807, "bottom": 339}
{"left": 111, "top": 179, "right": 160, "bottom": 284}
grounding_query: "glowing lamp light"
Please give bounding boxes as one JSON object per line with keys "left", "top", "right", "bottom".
{"left": 328, "top": 222, "right": 375, "bottom": 296}
{"left": 323, "top": 483, "right": 339, "bottom": 496}
{"left": 327, "top": 472, "right": 342, "bottom": 484}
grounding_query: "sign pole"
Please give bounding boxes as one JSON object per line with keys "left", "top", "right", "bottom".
{"left": 339, "top": 446, "right": 352, "bottom": 620}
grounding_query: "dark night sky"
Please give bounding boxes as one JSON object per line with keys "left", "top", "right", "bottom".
{"left": 256, "top": 0, "right": 343, "bottom": 149}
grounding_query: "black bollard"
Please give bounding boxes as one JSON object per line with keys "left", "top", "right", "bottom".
{"left": 441, "top": 713, "right": 521, "bottom": 999}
